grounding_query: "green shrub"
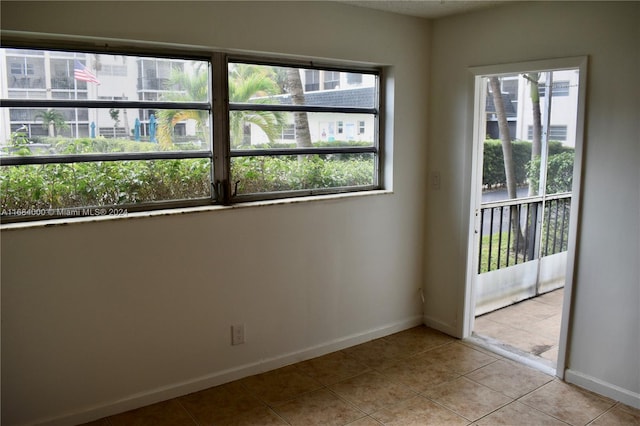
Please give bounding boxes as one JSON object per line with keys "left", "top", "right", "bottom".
{"left": 483, "top": 140, "right": 531, "bottom": 188}
{"left": 1, "top": 137, "right": 374, "bottom": 212}
{"left": 526, "top": 151, "right": 574, "bottom": 194}
{"left": 0, "top": 159, "right": 211, "bottom": 210}
{"left": 483, "top": 139, "right": 573, "bottom": 189}
{"left": 231, "top": 155, "right": 374, "bottom": 194}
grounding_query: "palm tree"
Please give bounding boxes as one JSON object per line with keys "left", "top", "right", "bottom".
{"left": 489, "top": 76, "right": 526, "bottom": 253}
{"left": 156, "top": 63, "right": 210, "bottom": 149}
{"left": 35, "top": 109, "right": 68, "bottom": 137}
{"left": 228, "top": 63, "right": 285, "bottom": 147}
{"left": 283, "top": 68, "right": 312, "bottom": 148}
{"left": 524, "top": 72, "right": 542, "bottom": 196}
{"left": 157, "top": 62, "right": 284, "bottom": 149}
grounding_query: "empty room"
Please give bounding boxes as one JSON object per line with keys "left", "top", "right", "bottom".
{"left": 1, "top": 1, "right": 638, "bottom": 425}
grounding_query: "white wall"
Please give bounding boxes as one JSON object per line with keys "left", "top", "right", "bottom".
{"left": 426, "top": 0, "right": 639, "bottom": 406}
{"left": 0, "top": 2, "right": 430, "bottom": 425}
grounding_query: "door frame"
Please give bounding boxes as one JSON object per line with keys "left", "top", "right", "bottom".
{"left": 463, "top": 57, "right": 588, "bottom": 378}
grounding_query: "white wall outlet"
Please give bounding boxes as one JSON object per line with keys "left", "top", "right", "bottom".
{"left": 431, "top": 171, "right": 441, "bottom": 190}
{"left": 231, "top": 324, "right": 245, "bottom": 345}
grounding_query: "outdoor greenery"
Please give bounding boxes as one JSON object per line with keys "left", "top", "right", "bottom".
{"left": 0, "top": 60, "right": 379, "bottom": 215}
{"left": 1, "top": 159, "right": 211, "bottom": 210}
{"left": 35, "top": 109, "right": 69, "bottom": 137}
{"left": 479, "top": 231, "right": 518, "bottom": 273}
{"left": 526, "top": 151, "right": 574, "bottom": 194}
{"left": 479, "top": 198, "right": 571, "bottom": 274}
{"left": 479, "top": 215, "right": 569, "bottom": 273}
{"left": 228, "top": 64, "right": 286, "bottom": 146}
{"left": 483, "top": 139, "right": 574, "bottom": 189}
{"left": 0, "top": 137, "right": 373, "bottom": 212}
{"left": 157, "top": 63, "right": 210, "bottom": 149}
{"left": 233, "top": 155, "right": 373, "bottom": 195}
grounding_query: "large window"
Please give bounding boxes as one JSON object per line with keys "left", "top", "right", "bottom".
{"left": 0, "top": 45, "right": 382, "bottom": 221}
{"left": 227, "top": 61, "right": 379, "bottom": 199}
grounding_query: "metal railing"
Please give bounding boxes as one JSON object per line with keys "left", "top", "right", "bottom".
{"left": 478, "top": 193, "right": 571, "bottom": 273}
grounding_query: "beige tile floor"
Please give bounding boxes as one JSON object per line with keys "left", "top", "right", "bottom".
{"left": 474, "top": 288, "right": 565, "bottom": 367}
{"left": 81, "top": 324, "right": 640, "bottom": 425}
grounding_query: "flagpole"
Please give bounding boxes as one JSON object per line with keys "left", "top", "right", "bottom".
{"left": 72, "top": 54, "right": 79, "bottom": 138}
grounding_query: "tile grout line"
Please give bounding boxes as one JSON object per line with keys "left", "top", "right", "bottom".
{"left": 514, "top": 381, "right": 586, "bottom": 426}
{"left": 417, "top": 392, "right": 479, "bottom": 424}
{"left": 175, "top": 398, "right": 203, "bottom": 426}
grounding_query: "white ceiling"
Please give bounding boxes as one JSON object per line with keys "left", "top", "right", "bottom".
{"left": 337, "top": 0, "right": 507, "bottom": 19}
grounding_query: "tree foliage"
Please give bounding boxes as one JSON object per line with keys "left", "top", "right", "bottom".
{"left": 229, "top": 63, "right": 288, "bottom": 146}
{"left": 483, "top": 139, "right": 573, "bottom": 189}
{"left": 526, "top": 151, "right": 574, "bottom": 194}
{"left": 156, "top": 63, "right": 211, "bottom": 149}
{"left": 35, "top": 109, "right": 69, "bottom": 137}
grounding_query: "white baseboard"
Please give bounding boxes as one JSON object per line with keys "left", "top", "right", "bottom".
{"left": 32, "top": 315, "right": 424, "bottom": 426}
{"left": 423, "top": 315, "right": 461, "bottom": 338}
{"left": 565, "top": 369, "right": 640, "bottom": 409}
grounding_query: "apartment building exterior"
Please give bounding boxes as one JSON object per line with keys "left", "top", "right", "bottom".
{"left": 1, "top": 48, "right": 376, "bottom": 146}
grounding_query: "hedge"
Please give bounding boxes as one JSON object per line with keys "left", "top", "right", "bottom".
{"left": 1, "top": 137, "right": 373, "bottom": 212}
{"left": 1, "top": 136, "right": 574, "bottom": 213}
{"left": 483, "top": 139, "right": 573, "bottom": 188}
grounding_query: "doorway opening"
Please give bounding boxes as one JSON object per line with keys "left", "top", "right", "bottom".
{"left": 465, "top": 58, "right": 587, "bottom": 376}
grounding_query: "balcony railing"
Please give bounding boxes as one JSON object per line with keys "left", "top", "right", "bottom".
{"left": 478, "top": 193, "right": 571, "bottom": 273}
{"left": 137, "top": 77, "right": 175, "bottom": 91}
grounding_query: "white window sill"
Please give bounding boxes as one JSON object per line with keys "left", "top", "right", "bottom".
{"left": 1, "top": 190, "right": 393, "bottom": 231}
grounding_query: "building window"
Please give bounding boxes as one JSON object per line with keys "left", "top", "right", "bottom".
{"left": 1, "top": 44, "right": 382, "bottom": 221}
{"left": 347, "top": 73, "right": 362, "bottom": 85}
{"left": 527, "top": 125, "right": 568, "bottom": 141}
{"left": 10, "top": 62, "right": 34, "bottom": 75}
{"left": 282, "top": 124, "right": 295, "bottom": 140}
{"left": 304, "top": 69, "right": 320, "bottom": 91}
{"left": 323, "top": 71, "right": 340, "bottom": 90}
{"left": 539, "top": 80, "right": 570, "bottom": 97}
{"left": 101, "top": 64, "right": 128, "bottom": 76}
{"left": 358, "top": 120, "right": 365, "bottom": 134}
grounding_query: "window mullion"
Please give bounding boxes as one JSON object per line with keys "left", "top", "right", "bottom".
{"left": 374, "top": 69, "right": 384, "bottom": 187}
{"left": 211, "top": 52, "right": 231, "bottom": 204}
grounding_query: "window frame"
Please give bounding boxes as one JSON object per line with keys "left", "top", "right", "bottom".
{"left": 0, "top": 36, "right": 384, "bottom": 222}
{"left": 226, "top": 55, "right": 382, "bottom": 203}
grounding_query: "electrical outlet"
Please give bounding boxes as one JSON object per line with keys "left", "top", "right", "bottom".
{"left": 431, "top": 171, "right": 441, "bottom": 190}
{"left": 231, "top": 324, "right": 245, "bottom": 345}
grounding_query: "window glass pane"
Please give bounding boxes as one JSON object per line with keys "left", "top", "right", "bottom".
{"left": 229, "top": 111, "right": 375, "bottom": 148}
{"left": 2, "top": 45, "right": 380, "bottom": 219}
{"left": 6, "top": 56, "right": 45, "bottom": 89}
{"left": 231, "top": 153, "right": 374, "bottom": 195}
{"left": 0, "top": 159, "right": 212, "bottom": 214}
{"left": 2, "top": 107, "right": 210, "bottom": 156}
{"left": 2, "top": 48, "right": 209, "bottom": 103}
{"left": 8, "top": 89, "right": 47, "bottom": 99}
{"left": 229, "top": 63, "right": 376, "bottom": 108}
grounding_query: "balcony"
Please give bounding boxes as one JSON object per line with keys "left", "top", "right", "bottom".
{"left": 137, "top": 77, "right": 171, "bottom": 91}
{"left": 9, "top": 76, "right": 44, "bottom": 89}
{"left": 473, "top": 194, "right": 569, "bottom": 367}
{"left": 475, "top": 193, "right": 570, "bottom": 315}
{"left": 51, "top": 77, "right": 75, "bottom": 90}
{"left": 475, "top": 287, "right": 563, "bottom": 366}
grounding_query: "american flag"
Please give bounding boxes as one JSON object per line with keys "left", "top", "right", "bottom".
{"left": 74, "top": 60, "right": 101, "bottom": 85}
